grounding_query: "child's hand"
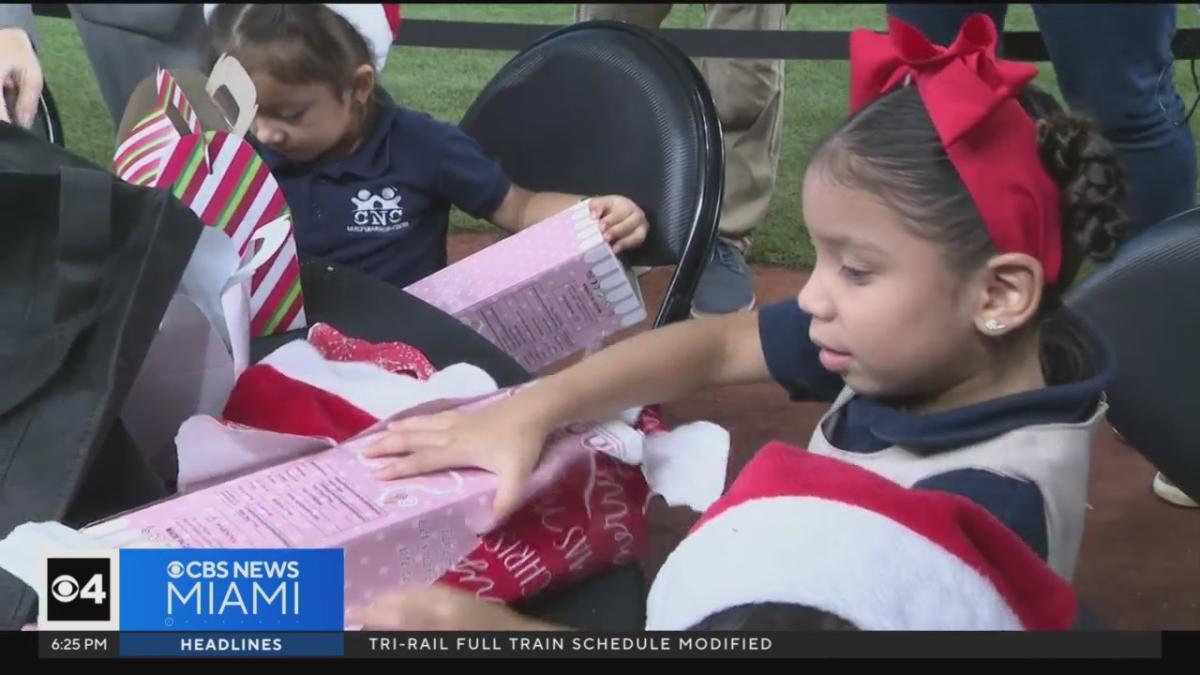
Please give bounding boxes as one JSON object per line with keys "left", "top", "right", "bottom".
{"left": 589, "top": 195, "right": 649, "bottom": 254}
{"left": 350, "top": 585, "right": 554, "bottom": 631}
{"left": 363, "top": 400, "right": 549, "bottom": 526}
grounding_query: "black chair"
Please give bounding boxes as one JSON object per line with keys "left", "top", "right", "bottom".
{"left": 36, "top": 87, "right": 64, "bottom": 147}
{"left": 1065, "top": 209, "right": 1200, "bottom": 503}
{"left": 4, "top": 86, "right": 65, "bottom": 147}
{"left": 459, "top": 20, "right": 725, "bottom": 327}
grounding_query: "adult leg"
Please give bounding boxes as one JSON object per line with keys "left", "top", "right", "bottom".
{"left": 573, "top": 3, "right": 673, "bottom": 28}
{"left": 70, "top": 4, "right": 209, "bottom": 128}
{"left": 884, "top": 3, "right": 1009, "bottom": 47}
{"left": 691, "top": 3, "right": 789, "bottom": 316}
{"left": 1034, "top": 3, "right": 1197, "bottom": 237}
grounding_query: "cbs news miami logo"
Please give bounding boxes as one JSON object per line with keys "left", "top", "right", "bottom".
{"left": 40, "top": 550, "right": 120, "bottom": 631}
{"left": 39, "top": 549, "right": 343, "bottom": 632}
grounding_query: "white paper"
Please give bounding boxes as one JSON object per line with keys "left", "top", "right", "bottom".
{"left": 122, "top": 219, "right": 293, "bottom": 468}
{"left": 220, "top": 216, "right": 291, "bottom": 375}
{"left": 178, "top": 226, "right": 242, "bottom": 353}
{"left": 221, "top": 267, "right": 253, "bottom": 377}
{"left": 641, "top": 421, "right": 729, "bottom": 512}
{"left": 0, "top": 522, "right": 107, "bottom": 595}
{"left": 603, "top": 407, "right": 729, "bottom": 512}
{"left": 121, "top": 295, "right": 236, "bottom": 469}
{"left": 175, "top": 416, "right": 336, "bottom": 493}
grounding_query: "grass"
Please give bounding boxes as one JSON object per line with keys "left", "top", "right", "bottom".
{"left": 35, "top": 4, "right": 1200, "bottom": 269}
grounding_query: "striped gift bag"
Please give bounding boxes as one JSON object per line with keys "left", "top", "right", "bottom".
{"left": 113, "top": 66, "right": 306, "bottom": 337}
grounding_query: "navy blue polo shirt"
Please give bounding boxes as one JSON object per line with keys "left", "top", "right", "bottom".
{"left": 758, "top": 299, "right": 1116, "bottom": 560}
{"left": 254, "top": 89, "right": 511, "bottom": 289}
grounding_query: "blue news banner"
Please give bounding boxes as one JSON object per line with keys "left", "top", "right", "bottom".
{"left": 34, "top": 548, "right": 1177, "bottom": 659}
{"left": 41, "top": 548, "right": 345, "bottom": 657}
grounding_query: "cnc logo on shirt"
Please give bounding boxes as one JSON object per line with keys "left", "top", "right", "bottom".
{"left": 349, "top": 187, "right": 410, "bottom": 233}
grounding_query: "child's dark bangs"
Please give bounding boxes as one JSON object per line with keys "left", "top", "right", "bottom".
{"left": 811, "top": 128, "right": 938, "bottom": 235}
{"left": 811, "top": 91, "right": 996, "bottom": 274}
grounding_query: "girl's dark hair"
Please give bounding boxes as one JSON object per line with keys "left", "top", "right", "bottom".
{"left": 688, "top": 603, "right": 859, "bottom": 631}
{"left": 207, "top": 4, "right": 377, "bottom": 99}
{"left": 811, "top": 84, "right": 1130, "bottom": 384}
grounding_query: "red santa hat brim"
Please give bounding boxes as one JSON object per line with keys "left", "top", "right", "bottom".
{"left": 645, "top": 442, "right": 1078, "bottom": 631}
{"left": 203, "top": 4, "right": 401, "bottom": 72}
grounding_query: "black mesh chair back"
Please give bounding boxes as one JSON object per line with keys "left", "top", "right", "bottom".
{"left": 459, "top": 20, "right": 724, "bottom": 326}
{"left": 1065, "top": 209, "right": 1200, "bottom": 502}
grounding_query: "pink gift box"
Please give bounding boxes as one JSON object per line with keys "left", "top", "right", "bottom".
{"left": 80, "top": 392, "right": 639, "bottom": 610}
{"left": 405, "top": 201, "right": 647, "bottom": 372}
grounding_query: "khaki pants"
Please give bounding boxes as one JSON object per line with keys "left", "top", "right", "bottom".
{"left": 574, "top": 3, "right": 789, "bottom": 249}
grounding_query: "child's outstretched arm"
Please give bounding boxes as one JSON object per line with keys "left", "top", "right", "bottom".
{"left": 489, "top": 184, "right": 650, "bottom": 254}
{"left": 365, "top": 311, "right": 769, "bottom": 521}
{"left": 507, "top": 310, "right": 768, "bottom": 430}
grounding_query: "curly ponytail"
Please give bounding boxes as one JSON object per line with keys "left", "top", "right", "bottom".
{"left": 1022, "top": 88, "right": 1130, "bottom": 383}
{"left": 1035, "top": 108, "right": 1130, "bottom": 298}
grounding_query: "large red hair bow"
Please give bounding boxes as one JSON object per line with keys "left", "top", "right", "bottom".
{"left": 849, "top": 14, "right": 1063, "bottom": 284}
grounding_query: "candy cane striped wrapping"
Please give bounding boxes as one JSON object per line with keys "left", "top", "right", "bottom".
{"left": 113, "top": 114, "right": 180, "bottom": 186}
{"left": 112, "top": 69, "right": 306, "bottom": 336}
{"left": 113, "top": 69, "right": 203, "bottom": 185}
{"left": 156, "top": 68, "right": 201, "bottom": 134}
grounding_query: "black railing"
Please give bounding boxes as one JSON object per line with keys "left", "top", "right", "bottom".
{"left": 29, "top": 4, "right": 1200, "bottom": 63}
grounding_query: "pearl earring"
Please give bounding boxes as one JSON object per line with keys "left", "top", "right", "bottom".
{"left": 984, "top": 318, "right": 1007, "bottom": 332}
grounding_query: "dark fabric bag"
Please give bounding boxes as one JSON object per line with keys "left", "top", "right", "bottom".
{"left": 0, "top": 124, "right": 203, "bottom": 628}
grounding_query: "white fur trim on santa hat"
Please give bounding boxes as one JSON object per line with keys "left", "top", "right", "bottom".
{"left": 203, "top": 4, "right": 401, "bottom": 72}
{"left": 645, "top": 496, "right": 1025, "bottom": 631}
{"left": 258, "top": 338, "right": 497, "bottom": 420}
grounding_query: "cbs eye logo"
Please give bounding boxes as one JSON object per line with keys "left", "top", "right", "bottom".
{"left": 45, "top": 558, "right": 111, "bottom": 622}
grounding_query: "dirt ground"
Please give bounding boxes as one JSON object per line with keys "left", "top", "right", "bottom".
{"left": 449, "top": 233, "right": 1199, "bottom": 630}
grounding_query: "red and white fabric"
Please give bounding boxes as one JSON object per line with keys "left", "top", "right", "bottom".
{"left": 646, "top": 441, "right": 1079, "bottom": 631}
{"left": 221, "top": 324, "right": 714, "bottom": 604}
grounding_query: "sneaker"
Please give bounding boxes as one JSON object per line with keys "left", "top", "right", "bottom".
{"left": 690, "top": 239, "right": 756, "bottom": 317}
{"left": 1152, "top": 472, "right": 1199, "bottom": 508}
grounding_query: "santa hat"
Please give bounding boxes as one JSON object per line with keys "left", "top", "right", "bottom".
{"left": 203, "top": 4, "right": 402, "bottom": 72}
{"left": 221, "top": 323, "right": 450, "bottom": 442}
{"left": 645, "top": 442, "right": 1079, "bottom": 631}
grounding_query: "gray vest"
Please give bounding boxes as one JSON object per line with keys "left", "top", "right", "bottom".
{"left": 807, "top": 387, "right": 1108, "bottom": 581}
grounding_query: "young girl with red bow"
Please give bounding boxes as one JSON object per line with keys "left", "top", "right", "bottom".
{"left": 364, "top": 13, "right": 1128, "bottom": 619}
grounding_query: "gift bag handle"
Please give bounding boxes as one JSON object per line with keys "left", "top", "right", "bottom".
{"left": 111, "top": 70, "right": 205, "bottom": 184}
{"left": 206, "top": 54, "right": 259, "bottom": 138}
{"left": 135, "top": 69, "right": 215, "bottom": 178}
{"left": 154, "top": 69, "right": 203, "bottom": 138}
{"left": 224, "top": 215, "right": 292, "bottom": 291}
{"left": 54, "top": 166, "right": 112, "bottom": 322}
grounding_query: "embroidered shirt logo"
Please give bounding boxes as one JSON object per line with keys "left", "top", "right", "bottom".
{"left": 349, "top": 187, "right": 409, "bottom": 233}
